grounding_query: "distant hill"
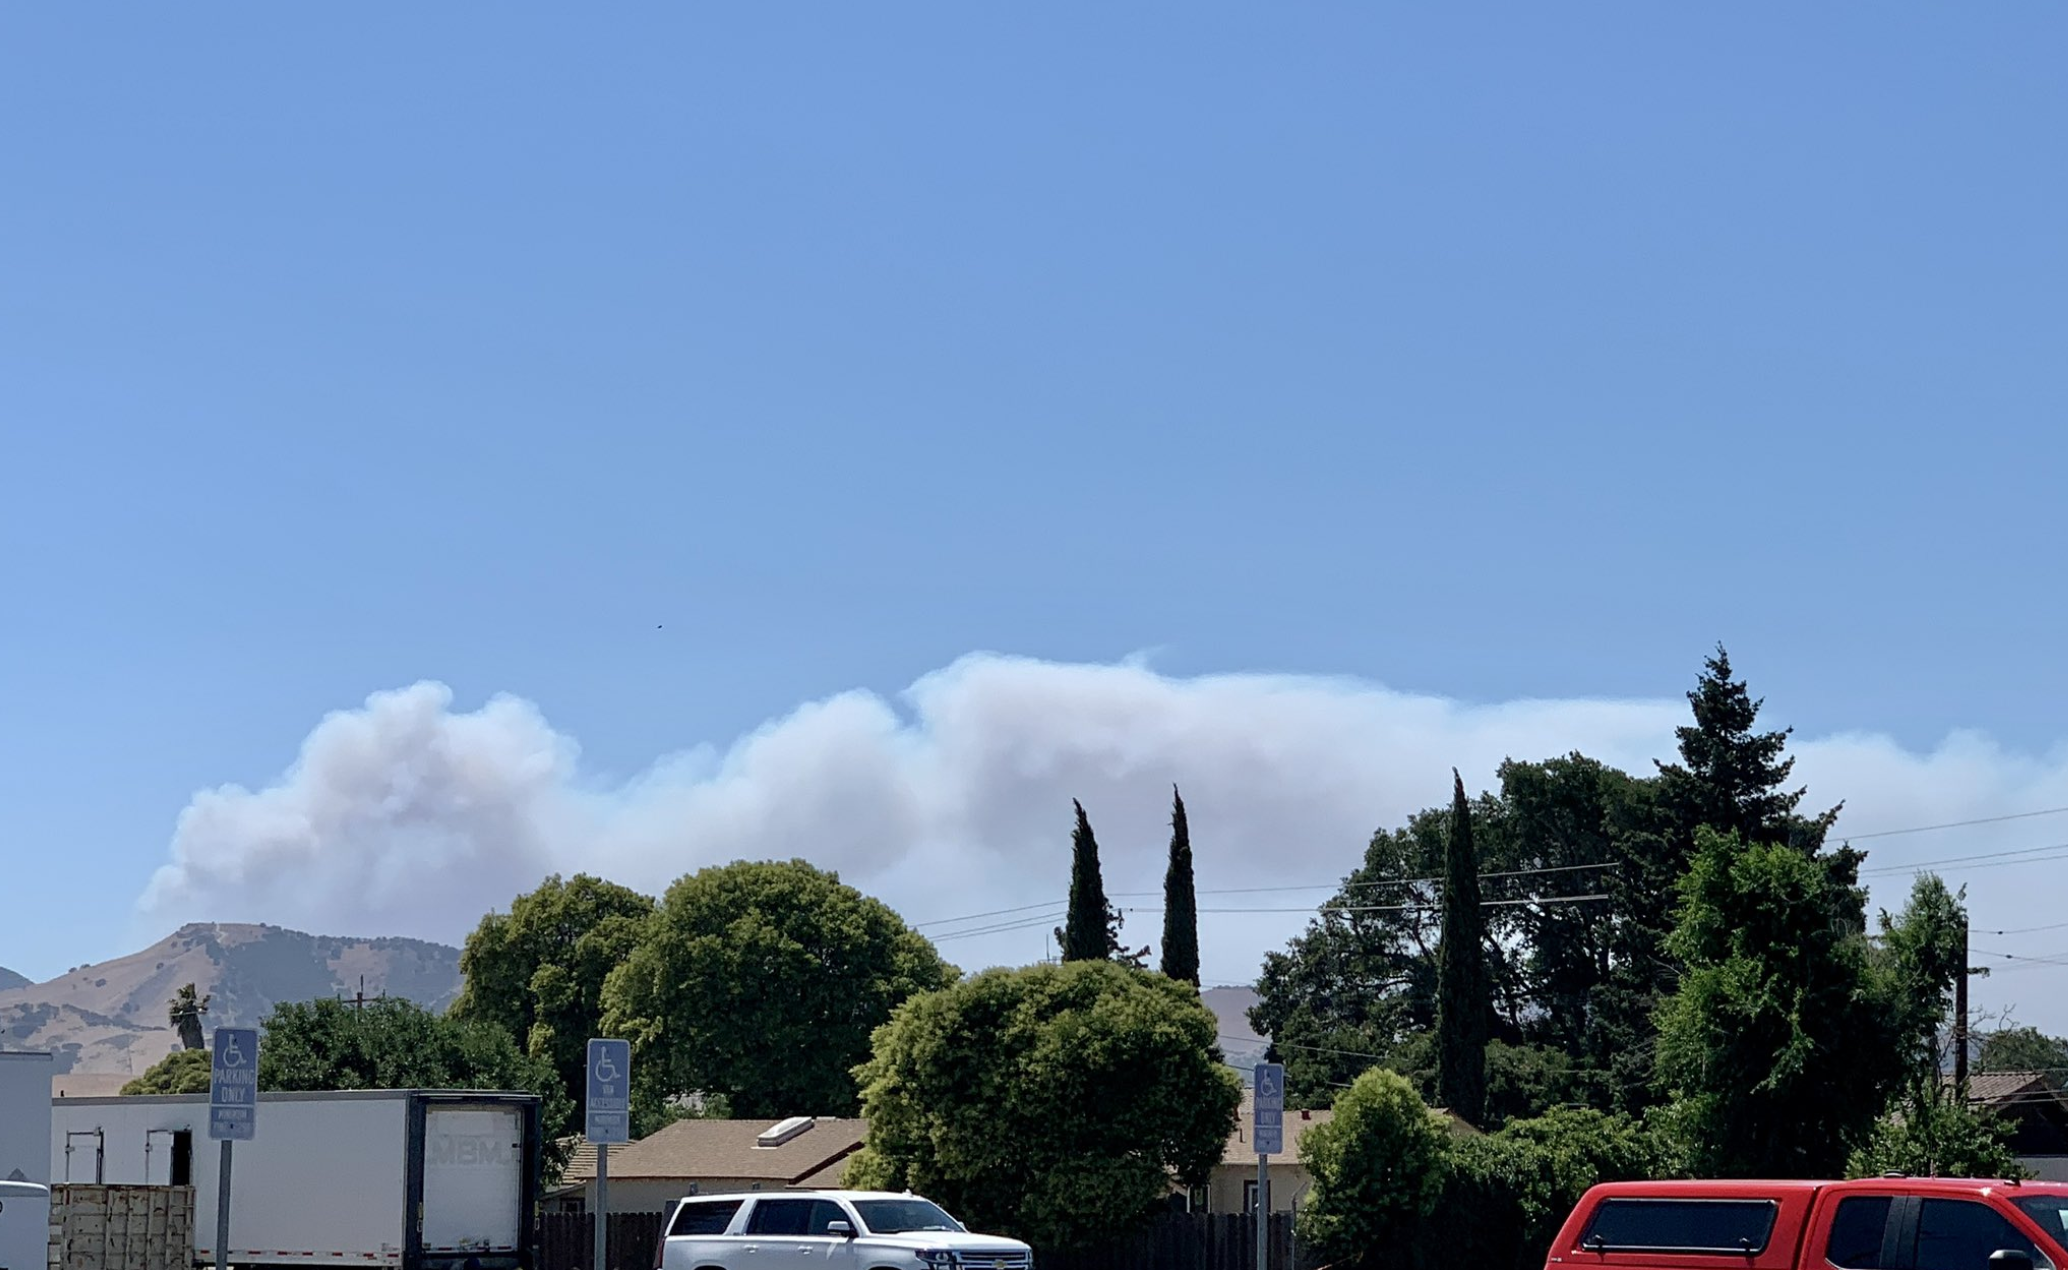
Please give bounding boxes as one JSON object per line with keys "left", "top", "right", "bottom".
{"left": 0, "top": 923, "right": 463, "bottom": 1076}
{"left": 0, "top": 968, "right": 27, "bottom": 993}
{"left": 1203, "top": 984, "right": 1268, "bottom": 1082}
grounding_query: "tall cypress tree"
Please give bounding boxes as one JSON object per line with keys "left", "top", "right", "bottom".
{"left": 1434, "top": 769, "right": 1489, "bottom": 1126}
{"left": 1161, "top": 785, "right": 1200, "bottom": 986}
{"left": 1061, "top": 800, "right": 1115, "bottom": 962}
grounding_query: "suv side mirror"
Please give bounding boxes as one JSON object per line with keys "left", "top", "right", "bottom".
{"left": 1990, "top": 1250, "right": 2034, "bottom": 1270}
{"left": 826, "top": 1222, "right": 855, "bottom": 1239}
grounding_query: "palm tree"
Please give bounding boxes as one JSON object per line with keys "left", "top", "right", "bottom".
{"left": 168, "top": 984, "right": 211, "bottom": 1052}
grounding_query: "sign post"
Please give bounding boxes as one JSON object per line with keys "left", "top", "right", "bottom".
{"left": 1252, "top": 1063, "right": 1284, "bottom": 1270}
{"left": 586, "top": 1039, "right": 631, "bottom": 1270}
{"left": 208, "top": 1027, "right": 258, "bottom": 1270}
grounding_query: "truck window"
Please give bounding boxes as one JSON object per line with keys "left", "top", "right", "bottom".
{"left": 1581, "top": 1199, "right": 1780, "bottom": 1254}
{"left": 2013, "top": 1197, "right": 2068, "bottom": 1249}
{"left": 671, "top": 1200, "right": 745, "bottom": 1237}
{"left": 1917, "top": 1199, "right": 2053, "bottom": 1270}
{"left": 748, "top": 1199, "right": 817, "bottom": 1237}
{"left": 1826, "top": 1196, "right": 1894, "bottom": 1269}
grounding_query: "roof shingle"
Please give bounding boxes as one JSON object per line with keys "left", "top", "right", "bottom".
{"left": 605, "top": 1117, "right": 867, "bottom": 1184}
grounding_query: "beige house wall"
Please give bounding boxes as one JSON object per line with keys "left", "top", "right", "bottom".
{"left": 1195, "top": 1160, "right": 1315, "bottom": 1214}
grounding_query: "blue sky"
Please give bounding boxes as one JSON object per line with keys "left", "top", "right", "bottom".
{"left": 4, "top": 8, "right": 2067, "bottom": 1006}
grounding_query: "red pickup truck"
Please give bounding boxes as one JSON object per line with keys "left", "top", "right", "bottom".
{"left": 1547, "top": 1179, "right": 2068, "bottom": 1270}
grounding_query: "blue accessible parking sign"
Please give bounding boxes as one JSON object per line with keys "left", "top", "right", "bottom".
{"left": 209, "top": 1028, "right": 258, "bottom": 1141}
{"left": 1252, "top": 1062, "right": 1284, "bottom": 1156}
{"left": 586, "top": 1038, "right": 631, "bottom": 1146}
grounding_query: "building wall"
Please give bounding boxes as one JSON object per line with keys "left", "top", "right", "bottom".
{"left": 1201, "top": 1161, "right": 1313, "bottom": 1215}
{"left": 2020, "top": 1156, "right": 2068, "bottom": 1183}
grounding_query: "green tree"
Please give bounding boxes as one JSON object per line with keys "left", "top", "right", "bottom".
{"left": 1161, "top": 786, "right": 1200, "bottom": 986}
{"left": 1597, "top": 646, "right": 1839, "bottom": 1112}
{"left": 1978, "top": 1026, "right": 2068, "bottom": 1076}
{"left": 1251, "top": 791, "right": 1523, "bottom": 1107}
{"left": 1849, "top": 1096, "right": 2027, "bottom": 1181}
{"left": 1440, "top": 1108, "right": 1674, "bottom": 1270}
{"left": 1655, "top": 645, "right": 1836, "bottom": 849}
{"left": 604, "top": 859, "right": 955, "bottom": 1119}
{"left": 1385, "top": 1033, "right": 1592, "bottom": 1131}
{"left": 122, "top": 1048, "right": 213, "bottom": 1095}
{"left": 1060, "top": 801, "right": 1138, "bottom": 963}
{"left": 1653, "top": 828, "right": 1904, "bottom": 1177}
{"left": 846, "top": 960, "right": 1239, "bottom": 1249}
{"left": 1877, "top": 874, "right": 1969, "bottom": 1082}
{"left": 1498, "top": 756, "right": 1650, "bottom": 1063}
{"left": 168, "top": 983, "right": 211, "bottom": 1052}
{"left": 1296, "top": 1067, "right": 1451, "bottom": 1266}
{"left": 258, "top": 997, "right": 571, "bottom": 1150}
{"left": 451, "top": 874, "right": 655, "bottom": 1127}
{"left": 1436, "top": 770, "right": 1491, "bottom": 1127}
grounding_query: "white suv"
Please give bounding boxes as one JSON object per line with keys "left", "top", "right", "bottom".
{"left": 655, "top": 1190, "right": 1032, "bottom": 1270}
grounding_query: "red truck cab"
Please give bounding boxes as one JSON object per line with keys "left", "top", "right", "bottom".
{"left": 1547, "top": 1179, "right": 2068, "bottom": 1270}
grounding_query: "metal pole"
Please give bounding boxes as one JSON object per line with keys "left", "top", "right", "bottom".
{"left": 1255, "top": 1152, "right": 1269, "bottom": 1270}
{"left": 594, "top": 1143, "right": 609, "bottom": 1270}
{"left": 216, "top": 1139, "right": 233, "bottom": 1270}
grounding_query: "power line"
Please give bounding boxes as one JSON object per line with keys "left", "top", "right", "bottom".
{"left": 910, "top": 806, "right": 2068, "bottom": 940}
{"left": 929, "top": 911, "right": 1067, "bottom": 942}
{"left": 1980, "top": 919, "right": 2068, "bottom": 938}
{"left": 1108, "top": 894, "right": 1612, "bottom": 917}
{"left": 1839, "top": 806, "right": 2068, "bottom": 842}
{"left": 914, "top": 900, "right": 1061, "bottom": 929}
{"left": 1862, "top": 841, "right": 2068, "bottom": 877}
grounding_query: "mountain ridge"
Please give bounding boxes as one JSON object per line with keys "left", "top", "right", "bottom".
{"left": 0, "top": 922, "right": 463, "bottom": 1075}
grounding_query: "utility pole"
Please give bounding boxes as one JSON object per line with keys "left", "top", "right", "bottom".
{"left": 1956, "top": 913, "right": 1970, "bottom": 1089}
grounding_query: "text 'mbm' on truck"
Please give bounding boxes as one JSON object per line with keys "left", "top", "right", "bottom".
{"left": 50, "top": 1088, "right": 542, "bottom": 1270}
{"left": 1549, "top": 1178, "right": 2068, "bottom": 1270}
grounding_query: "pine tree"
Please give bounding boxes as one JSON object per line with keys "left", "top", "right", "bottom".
{"left": 1061, "top": 800, "right": 1116, "bottom": 962}
{"left": 1594, "top": 643, "right": 1845, "bottom": 1113}
{"left": 1434, "top": 770, "right": 1489, "bottom": 1126}
{"left": 1658, "top": 643, "right": 1838, "bottom": 850}
{"left": 1161, "top": 786, "right": 1200, "bottom": 986}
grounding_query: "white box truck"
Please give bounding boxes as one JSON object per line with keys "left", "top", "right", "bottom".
{"left": 0, "top": 1180, "right": 48, "bottom": 1270}
{"left": 0, "top": 1053, "right": 53, "bottom": 1185}
{"left": 49, "top": 1089, "right": 541, "bottom": 1269}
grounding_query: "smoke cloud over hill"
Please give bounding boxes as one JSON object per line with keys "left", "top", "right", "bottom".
{"left": 139, "top": 654, "right": 2068, "bottom": 1027}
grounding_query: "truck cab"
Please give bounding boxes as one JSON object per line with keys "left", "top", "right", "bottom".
{"left": 1549, "top": 1179, "right": 2068, "bottom": 1270}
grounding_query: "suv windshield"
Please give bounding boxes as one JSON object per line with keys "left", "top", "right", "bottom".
{"left": 853, "top": 1200, "right": 964, "bottom": 1235}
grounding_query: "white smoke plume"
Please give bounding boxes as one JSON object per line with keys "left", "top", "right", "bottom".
{"left": 139, "top": 654, "right": 2068, "bottom": 1031}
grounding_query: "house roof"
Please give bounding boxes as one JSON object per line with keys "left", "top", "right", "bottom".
{"left": 605, "top": 1116, "right": 868, "bottom": 1183}
{"left": 558, "top": 1138, "right": 601, "bottom": 1186}
{"left": 1958, "top": 1071, "right": 2059, "bottom": 1106}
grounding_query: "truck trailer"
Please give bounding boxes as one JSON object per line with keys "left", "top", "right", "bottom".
{"left": 49, "top": 1089, "right": 541, "bottom": 1270}
{"left": 0, "top": 1052, "right": 53, "bottom": 1186}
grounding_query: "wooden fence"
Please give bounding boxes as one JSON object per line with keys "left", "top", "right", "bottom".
{"left": 536, "top": 1210, "right": 666, "bottom": 1270}
{"left": 1036, "top": 1213, "right": 1316, "bottom": 1270}
{"left": 533, "top": 1212, "right": 1315, "bottom": 1270}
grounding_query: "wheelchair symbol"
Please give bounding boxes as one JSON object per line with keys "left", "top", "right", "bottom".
{"left": 219, "top": 1034, "right": 249, "bottom": 1069}
{"left": 594, "top": 1050, "right": 622, "bottom": 1084}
